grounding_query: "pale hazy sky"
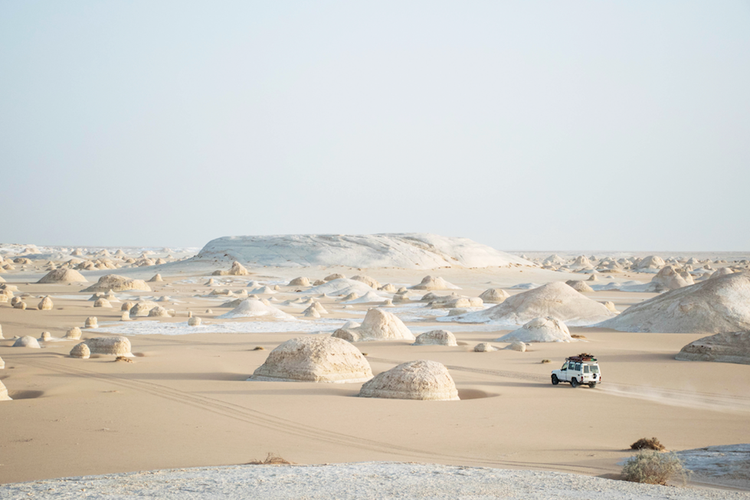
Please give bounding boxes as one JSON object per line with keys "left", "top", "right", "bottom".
{"left": 1, "top": 1, "right": 748, "bottom": 251}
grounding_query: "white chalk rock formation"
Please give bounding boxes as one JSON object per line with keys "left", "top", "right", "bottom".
{"left": 597, "top": 273, "right": 750, "bottom": 333}
{"left": 651, "top": 265, "right": 695, "bottom": 290}
{"left": 350, "top": 308, "right": 415, "bottom": 341}
{"left": 379, "top": 283, "right": 397, "bottom": 293}
{"left": 351, "top": 275, "right": 381, "bottom": 290}
{"left": 213, "top": 261, "right": 251, "bottom": 276}
{"left": 600, "top": 301, "right": 618, "bottom": 313}
{"left": 0, "top": 380, "right": 10, "bottom": 401}
{"left": 675, "top": 331, "right": 750, "bottom": 365}
{"left": 218, "top": 299, "right": 295, "bottom": 320}
{"left": 288, "top": 277, "right": 310, "bottom": 287}
{"left": 358, "top": 360, "right": 459, "bottom": 401}
{"left": 505, "top": 340, "right": 527, "bottom": 352}
{"left": 85, "top": 317, "right": 98, "bottom": 328}
{"left": 65, "top": 327, "right": 82, "bottom": 340}
{"left": 302, "top": 306, "right": 321, "bottom": 318}
{"left": 453, "top": 282, "right": 615, "bottom": 327}
{"left": 14, "top": 301, "right": 27, "bottom": 310}
{"left": 0, "top": 324, "right": 3, "bottom": 339}
{"left": 94, "top": 298, "right": 112, "bottom": 308}
{"left": 70, "top": 342, "right": 90, "bottom": 359}
{"left": 308, "top": 278, "right": 375, "bottom": 297}
{"left": 128, "top": 302, "right": 160, "bottom": 317}
{"left": 413, "top": 330, "right": 458, "bottom": 346}
{"left": 39, "top": 332, "right": 51, "bottom": 342}
{"left": 148, "top": 274, "right": 163, "bottom": 282}
{"left": 496, "top": 317, "right": 573, "bottom": 343}
{"left": 0, "top": 355, "right": 4, "bottom": 369}
{"left": 85, "top": 336, "right": 132, "bottom": 356}
{"left": 188, "top": 316, "right": 202, "bottom": 326}
{"left": 250, "top": 336, "right": 373, "bottom": 383}
{"left": 709, "top": 268, "right": 734, "bottom": 280}
{"left": 324, "top": 273, "right": 345, "bottom": 281}
{"left": 148, "top": 306, "right": 171, "bottom": 317}
{"left": 479, "top": 288, "right": 509, "bottom": 303}
{"left": 13, "top": 336, "right": 40, "bottom": 348}
{"left": 37, "top": 268, "right": 87, "bottom": 284}
{"left": 195, "top": 233, "right": 530, "bottom": 269}
{"left": 566, "top": 280, "right": 594, "bottom": 293}
{"left": 411, "top": 276, "right": 460, "bottom": 290}
{"left": 636, "top": 255, "right": 666, "bottom": 270}
{"left": 38, "top": 296, "right": 53, "bottom": 310}
{"left": 82, "top": 275, "right": 151, "bottom": 292}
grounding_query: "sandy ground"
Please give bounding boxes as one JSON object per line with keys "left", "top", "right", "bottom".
{"left": 1, "top": 264, "right": 749, "bottom": 495}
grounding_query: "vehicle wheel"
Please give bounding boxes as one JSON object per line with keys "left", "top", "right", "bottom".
{"left": 570, "top": 377, "right": 578, "bottom": 388}
{"left": 588, "top": 383, "right": 596, "bottom": 388}
{"left": 551, "top": 374, "right": 559, "bottom": 385}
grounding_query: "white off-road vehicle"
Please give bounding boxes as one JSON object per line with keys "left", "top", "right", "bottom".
{"left": 551, "top": 353, "right": 601, "bottom": 388}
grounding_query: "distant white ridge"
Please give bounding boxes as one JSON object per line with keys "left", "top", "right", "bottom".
{"left": 195, "top": 233, "right": 530, "bottom": 269}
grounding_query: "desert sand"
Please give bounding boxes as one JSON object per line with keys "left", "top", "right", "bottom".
{"left": 1, "top": 236, "right": 749, "bottom": 497}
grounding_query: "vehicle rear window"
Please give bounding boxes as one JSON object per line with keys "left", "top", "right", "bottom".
{"left": 589, "top": 365, "right": 600, "bottom": 374}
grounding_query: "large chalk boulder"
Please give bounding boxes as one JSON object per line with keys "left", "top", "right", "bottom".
{"left": 496, "top": 317, "right": 573, "bottom": 343}
{"left": 675, "top": 331, "right": 750, "bottom": 365}
{"left": 82, "top": 275, "right": 151, "bottom": 292}
{"left": 358, "top": 360, "right": 459, "bottom": 401}
{"left": 249, "top": 336, "right": 373, "bottom": 383}
{"left": 37, "top": 268, "right": 88, "bottom": 284}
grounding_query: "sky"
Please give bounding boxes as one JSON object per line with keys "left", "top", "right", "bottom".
{"left": 1, "top": 1, "right": 749, "bottom": 251}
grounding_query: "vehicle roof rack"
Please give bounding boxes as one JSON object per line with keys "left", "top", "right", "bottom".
{"left": 566, "top": 353, "right": 597, "bottom": 362}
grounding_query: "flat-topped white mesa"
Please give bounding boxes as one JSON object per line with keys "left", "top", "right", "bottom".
{"left": 597, "top": 273, "right": 750, "bottom": 333}
{"left": 37, "top": 268, "right": 88, "bottom": 283}
{"left": 249, "top": 336, "right": 373, "bottom": 383}
{"left": 410, "top": 276, "right": 461, "bottom": 290}
{"left": 82, "top": 275, "right": 151, "bottom": 293}
{"left": 194, "top": 233, "right": 530, "bottom": 269}
{"left": 496, "top": 317, "right": 573, "bottom": 343}
{"left": 676, "top": 331, "right": 750, "bottom": 365}
{"left": 85, "top": 336, "right": 132, "bottom": 356}
{"left": 358, "top": 360, "right": 459, "bottom": 401}
{"left": 451, "top": 282, "right": 616, "bottom": 327}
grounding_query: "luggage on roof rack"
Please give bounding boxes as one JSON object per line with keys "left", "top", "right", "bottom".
{"left": 566, "top": 353, "right": 596, "bottom": 362}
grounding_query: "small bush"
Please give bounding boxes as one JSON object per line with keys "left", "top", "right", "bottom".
{"left": 541, "top": 359, "right": 551, "bottom": 364}
{"left": 247, "top": 453, "right": 292, "bottom": 465}
{"left": 622, "top": 451, "right": 686, "bottom": 485}
{"left": 631, "top": 437, "right": 666, "bottom": 451}
{"left": 571, "top": 334, "right": 587, "bottom": 339}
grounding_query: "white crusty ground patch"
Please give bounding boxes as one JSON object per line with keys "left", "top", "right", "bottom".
{"left": 0, "top": 462, "right": 747, "bottom": 499}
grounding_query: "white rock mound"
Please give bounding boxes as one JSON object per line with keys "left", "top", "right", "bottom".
{"left": 195, "top": 233, "right": 530, "bottom": 269}
{"left": 413, "top": 330, "right": 458, "bottom": 346}
{"left": 651, "top": 265, "right": 694, "bottom": 290}
{"left": 452, "top": 282, "right": 615, "bottom": 327}
{"left": 65, "top": 327, "right": 82, "bottom": 340}
{"left": 218, "top": 299, "right": 295, "bottom": 320}
{"left": 675, "top": 331, "right": 750, "bottom": 365}
{"left": 85, "top": 337, "right": 132, "bottom": 356}
{"left": 13, "top": 336, "right": 41, "bottom": 348}
{"left": 479, "top": 288, "right": 509, "bottom": 303}
{"left": 0, "top": 380, "right": 10, "bottom": 401}
{"left": 597, "top": 273, "right": 750, "bottom": 333}
{"left": 82, "top": 275, "right": 151, "bottom": 292}
{"left": 566, "top": 280, "right": 594, "bottom": 293}
{"left": 308, "top": 279, "right": 375, "bottom": 297}
{"left": 249, "top": 336, "right": 373, "bottom": 383}
{"left": 358, "top": 360, "right": 459, "bottom": 401}
{"left": 345, "top": 308, "right": 415, "bottom": 342}
{"left": 38, "top": 296, "right": 53, "bottom": 310}
{"left": 213, "top": 261, "right": 251, "bottom": 276}
{"left": 474, "top": 343, "right": 497, "bottom": 352}
{"left": 410, "top": 276, "right": 460, "bottom": 290}
{"left": 37, "top": 268, "right": 88, "bottom": 283}
{"left": 70, "top": 343, "right": 91, "bottom": 359}
{"left": 496, "top": 317, "right": 573, "bottom": 343}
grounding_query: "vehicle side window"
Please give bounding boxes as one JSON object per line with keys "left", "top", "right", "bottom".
{"left": 575, "top": 363, "right": 582, "bottom": 371}
{"left": 584, "top": 365, "right": 590, "bottom": 373}
{"left": 561, "top": 363, "right": 567, "bottom": 370}
{"left": 568, "top": 361, "right": 575, "bottom": 370}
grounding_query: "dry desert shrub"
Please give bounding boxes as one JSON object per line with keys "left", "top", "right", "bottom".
{"left": 621, "top": 451, "right": 686, "bottom": 485}
{"left": 631, "top": 437, "right": 666, "bottom": 451}
{"left": 541, "top": 359, "right": 551, "bottom": 364}
{"left": 247, "top": 453, "right": 293, "bottom": 465}
{"left": 571, "top": 334, "right": 587, "bottom": 339}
